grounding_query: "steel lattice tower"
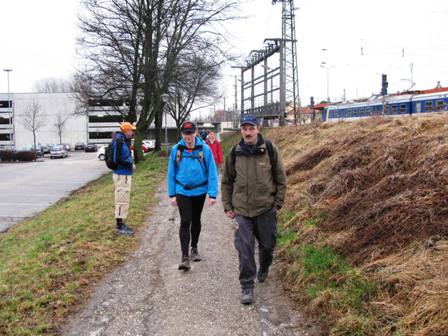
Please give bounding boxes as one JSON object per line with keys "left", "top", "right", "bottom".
{"left": 274, "top": 0, "right": 300, "bottom": 124}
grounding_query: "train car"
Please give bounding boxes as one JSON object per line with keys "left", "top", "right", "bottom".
{"left": 323, "top": 87, "right": 448, "bottom": 122}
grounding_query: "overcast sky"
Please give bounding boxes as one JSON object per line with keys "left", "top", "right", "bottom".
{"left": 1, "top": 0, "right": 447, "bottom": 114}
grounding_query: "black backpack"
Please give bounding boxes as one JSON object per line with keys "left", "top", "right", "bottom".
{"left": 104, "top": 139, "right": 119, "bottom": 170}
{"left": 230, "top": 139, "right": 277, "bottom": 177}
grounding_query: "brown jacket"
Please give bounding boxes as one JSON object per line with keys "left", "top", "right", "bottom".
{"left": 221, "top": 135, "right": 287, "bottom": 218}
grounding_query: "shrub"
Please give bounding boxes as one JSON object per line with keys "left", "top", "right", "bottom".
{"left": 15, "top": 151, "right": 37, "bottom": 162}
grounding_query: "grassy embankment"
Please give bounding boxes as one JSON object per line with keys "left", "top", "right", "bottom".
{"left": 222, "top": 116, "right": 448, "bottom": 335}
{"left": 0, "top": 154, "right": 167, "bottom": 336}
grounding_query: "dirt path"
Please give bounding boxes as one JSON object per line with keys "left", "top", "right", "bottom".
{"left": 63, "top": 180, "right": 321, "bottom": 336}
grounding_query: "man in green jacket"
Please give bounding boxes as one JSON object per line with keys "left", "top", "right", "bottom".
{"left": 221, "top": 115, "right": 287, "bottom": 305}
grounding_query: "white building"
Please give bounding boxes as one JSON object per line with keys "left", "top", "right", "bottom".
{"left": 0, "top": 92, "right": 179, "bottom": 148}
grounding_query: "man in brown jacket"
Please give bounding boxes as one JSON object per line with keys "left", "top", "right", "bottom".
{"left": 221, "top": 115, "right": 287, "bottom": 305}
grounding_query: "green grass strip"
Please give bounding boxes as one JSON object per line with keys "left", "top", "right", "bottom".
{"left": 0, "top": 154, "right": 167, "bottom": 336}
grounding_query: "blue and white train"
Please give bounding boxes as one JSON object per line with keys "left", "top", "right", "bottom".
{"left": 323, "top": 88, "right": 448, "bottom": 122}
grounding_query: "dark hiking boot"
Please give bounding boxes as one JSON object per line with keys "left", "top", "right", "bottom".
{"left": 241, "top": 288, "right": 253, "bottom": 305}
{"left": 116, "top": 223, "right": 134, "bottom": 235}
{"left": 257, "top": 268, "right": 269, "bottom": 283}
{"left": 178, "top": 257, "right": 191, "bottom": 271}
{"left": 190, "top": 247, "right": 202, "bottom": 262}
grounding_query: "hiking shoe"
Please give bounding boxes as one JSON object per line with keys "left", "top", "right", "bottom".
{"left": 190, "top": 247, "right": 202, "bottom": 262}
{"left": 116, "top": 223, "right": 134, "bottom": 235}
{"left": 178, "top": 257, "right": 191, "bottom": 271}
{"left": 257, "top": 268, "right": 269, "bottom": 283}
{"left": 241, "top": 288, "right": 253, "bottom": 305}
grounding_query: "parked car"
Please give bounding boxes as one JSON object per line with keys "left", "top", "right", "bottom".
{"left": 142, "top": 139, "right": 156, "bottom": 151}
{"left": 35, "top": 144, "right": 45, "bottom": 157}
{"left": 84, "top": 143, "right": 97, "bottom": 152}
{"left": 42, "top": 144, "right": 52, "bottom": 154}
{"left": 130, "top": 143, "right": 149, "bottom": 153}
{"left": 50, "top": 145, "right": 68, "bottom": 159}
{"left": 97, "top": 145, "right": 107, "bottom": 161}
{"left": 74, "top": 142, "right": 85, "bottom": 150}
{"left": 62, "top": 143, "right": 71, "bottom": 152}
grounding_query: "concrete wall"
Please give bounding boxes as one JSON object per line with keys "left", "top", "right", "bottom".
{"left": 13, "top": 93, "right": 87, "bottom": 148}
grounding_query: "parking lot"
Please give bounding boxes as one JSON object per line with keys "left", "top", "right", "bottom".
{"left": 0, "top": 151, "right": 110, "bottom": 232}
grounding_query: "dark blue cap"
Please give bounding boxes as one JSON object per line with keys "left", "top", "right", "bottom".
{"left": 240, "top": 114, "right": 258, "bottom": 127}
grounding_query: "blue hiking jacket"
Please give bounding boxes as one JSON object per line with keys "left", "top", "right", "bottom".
{"left": 113, "top": 132, "right": 133, "bottom": 176}
{"left": 168, "top": 137, "right": 218, "bottom": 198}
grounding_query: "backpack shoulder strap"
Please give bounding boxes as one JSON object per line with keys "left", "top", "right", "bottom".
{"left": 265, "top": 139, "right": 277, "bottom": 176}
{"left": 230, "top": 144, "right": 237, "bottom": 168}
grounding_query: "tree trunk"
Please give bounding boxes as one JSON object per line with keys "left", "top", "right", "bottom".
{"left": 33, "top": 133, "right": 37, "bottom": 161}
{"left": 134, "top": 131, "right": 144, "bottom": 162}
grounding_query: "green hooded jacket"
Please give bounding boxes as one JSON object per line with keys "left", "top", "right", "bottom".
{"left": 221, "top": 135, "right": 287, "bottom": 218}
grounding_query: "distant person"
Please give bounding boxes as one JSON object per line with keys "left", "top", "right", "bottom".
{"left": 167, "top": 121, "right": 218, "bottom": 271}
{"left": 199, "top": 129, "right": 208, "bottom": 142}
{"left": 221, "top": 115, "right": 287, "bottom": 305}
{"left": 112, "top": 122, "right": 137, "bottom": 235}
{"left": 205, "top": 132, "right": 223, "bottom": 170}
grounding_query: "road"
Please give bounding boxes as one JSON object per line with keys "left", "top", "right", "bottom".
{"left": 0, "top": 151, "right": 109, "bottom": 232}
{"left": 63, "top": 182, "right": 321, "bottom": 336}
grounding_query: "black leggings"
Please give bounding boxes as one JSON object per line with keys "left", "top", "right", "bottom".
{"left": 176, "top": 194, "right": 206, "bottom": 257}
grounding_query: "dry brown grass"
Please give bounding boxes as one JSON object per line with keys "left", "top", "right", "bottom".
{"left": 265, "top": 115, "right": 448, "bottom": 335}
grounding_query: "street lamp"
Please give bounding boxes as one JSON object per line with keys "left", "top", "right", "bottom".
{"left": 3, "top": 69, "right": 13, "bottom": 148}
{"left": 320, "top": 62, "right": 335, "bottom": 103}
{"left": 161, "top": 93, "right": 170, "bottom": 151}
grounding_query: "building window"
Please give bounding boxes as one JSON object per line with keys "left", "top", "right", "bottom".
{"left": 425, "top": 101, "right": 433, "bottom": 112}
{"left": 89, "top": 115, "right": 123, "bottom": 123}
{"left": 436, "top": 100, "right": 445, "bottom": 111}
{"left": 89, "top": 131, "right": 114, "bottom": 139}
{"left": 88, "top": 99, "right": 128, "bottom": 107}
{"left": 0, "top": 100, "right": 12, "bottom": 109}
{"left": 0, "top": 117, "right": 10, "bottom": 125}
{"left": 0, "top": 134, "right": 11, "bottom": 141}
{"left": 391, "top": 105, "right": 398, "bottom": 113}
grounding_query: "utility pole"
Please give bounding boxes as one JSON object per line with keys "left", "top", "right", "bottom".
{"left": 231, "top": 66, "right": 246, "bottom": 119}
{"left": 234, "top": 75, "right": 238, "bottom": 111}
{"left": 273, "top": 0, "right": 300, "bottom": 125}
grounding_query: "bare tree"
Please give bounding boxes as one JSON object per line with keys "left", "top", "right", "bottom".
{"left": 166, "top": 54, "right": 221, "bottom": 137}
{"left": 22, "top": 100, "right": 46, "bottom": 154}
{"left": 76, "top": 0, "right": 238, "bottom": 155}
{"left": 76, "top": 0, "right": 145, "bottom": 122}
{"left": 33, "top": 77, "right": 73, "bottom": 93}
{"left": 54, "top": 112, "right": 71, "bottom": 145}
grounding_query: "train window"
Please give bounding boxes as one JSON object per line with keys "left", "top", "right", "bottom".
{"left": 425, "top": 101, "right": 433, "bottom": 112}
{"left": 436, "top": 100, "right": 444, "bottom": 111}
{"left": 391, "top": 105, "right": 398, "bottom": 113}
{"left": 399, "top": 104, "right": 406, "bottom": 113}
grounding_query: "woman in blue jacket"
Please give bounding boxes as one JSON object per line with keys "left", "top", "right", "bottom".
{"left": 167, "top": 121, "right": 218, "bottom": 271}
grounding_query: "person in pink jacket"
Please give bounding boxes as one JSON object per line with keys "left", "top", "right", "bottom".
{"left": 205, "top": 132, "right": 223, "bottom": 169}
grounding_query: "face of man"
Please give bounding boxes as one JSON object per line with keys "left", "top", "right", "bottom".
{"left": 182, "top": 132, "right": 196, "bottom": 147}
{"left": 240, "top": 124, "right": 260, "bottom": 145}
{"left": 124, "top": 130, "right": 134, "bottom": 139}
{"left": 208, "top": 132, "right": 215, "bottom": 142}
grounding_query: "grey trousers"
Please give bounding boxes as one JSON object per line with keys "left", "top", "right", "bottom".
{"left": 234, "top": 208, "right": 277, "bottom": 290}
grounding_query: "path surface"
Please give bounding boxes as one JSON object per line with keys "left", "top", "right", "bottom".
{"left": 0, "top": 152, "right": 109, "bottom": 232}
{"left": 63, "top": 181, "right": 321, "bottom": 336}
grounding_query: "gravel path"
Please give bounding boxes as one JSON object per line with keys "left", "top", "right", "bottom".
{"left": 63, "top": 180, "right": 321, "bottom": 336}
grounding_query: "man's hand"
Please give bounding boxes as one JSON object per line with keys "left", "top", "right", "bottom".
{"left": 208, "top": 198, "right": 216, "bottom": 206}
{"left": 170, "top": 197, "right": 177, "bottom": 206}
{"left": 132, "top": 164, "right": 137, "bottom": 171}
{"left": 226, "top": 210, "right": 235, "bottom": 219}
